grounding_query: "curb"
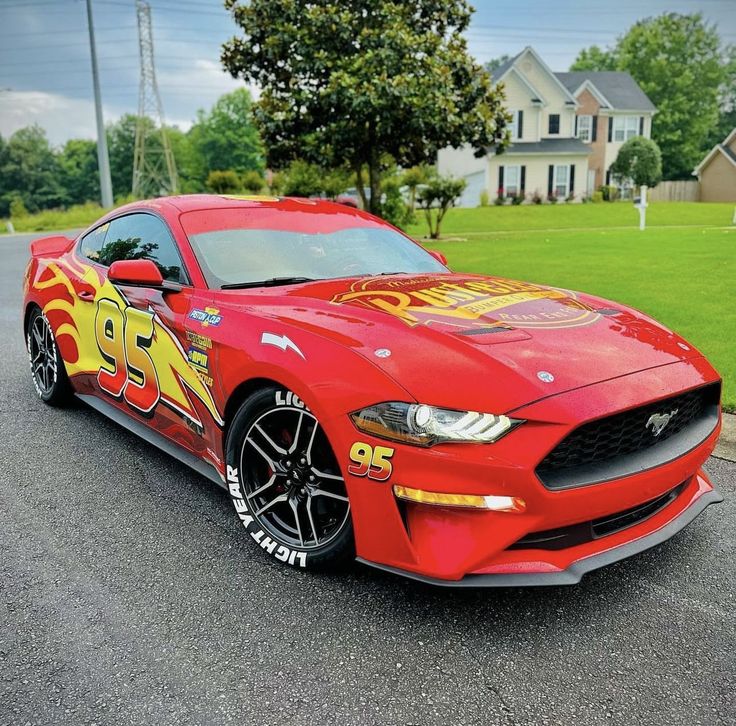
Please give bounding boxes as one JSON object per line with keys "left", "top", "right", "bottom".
{"left": 714, "top": 412, "right": 736, "bottom": 462}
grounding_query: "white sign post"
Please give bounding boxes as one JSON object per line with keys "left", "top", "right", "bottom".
{"left": 635, "top": 185, "right": 648, "bottom": 231}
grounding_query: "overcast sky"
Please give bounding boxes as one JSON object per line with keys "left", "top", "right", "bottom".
{"left": 0, "top": 0, "right": 734, "bottom": 147}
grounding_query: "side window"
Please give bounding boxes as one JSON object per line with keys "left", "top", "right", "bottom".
{"left": 79, "top": 222, "right": 110, "bottom": 263}
{"left": 98, "top": 213, "right": 187, "bottom": 283}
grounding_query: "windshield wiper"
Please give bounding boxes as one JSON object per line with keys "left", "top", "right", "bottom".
{"left": 221, "top": 276, "right": 318, "bottom": 290}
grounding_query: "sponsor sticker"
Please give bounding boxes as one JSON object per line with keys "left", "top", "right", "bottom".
{"left": 348, "top": 442, "right": 394, "bottom": 481}
{"left": 188, "top": 307, "right": 223, "bottom": 327}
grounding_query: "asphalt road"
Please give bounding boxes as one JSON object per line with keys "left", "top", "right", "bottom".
{"left": 1, "top": 231, "right": 734, "bottom": 726}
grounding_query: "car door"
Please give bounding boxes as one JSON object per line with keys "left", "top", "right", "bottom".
{"left": 76, "top": 212, "right": 222, "bottom": 458}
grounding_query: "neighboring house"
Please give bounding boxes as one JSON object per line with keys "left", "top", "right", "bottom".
{"left": 692, "top": 128, "right": 736, "bottom": 202}
{"left": 438, "top": 47, "right": 656, "bottom": 206}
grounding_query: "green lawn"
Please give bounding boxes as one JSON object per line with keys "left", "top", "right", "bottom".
{"left": 408, "top": 203, "right": 735, "bottom": 411}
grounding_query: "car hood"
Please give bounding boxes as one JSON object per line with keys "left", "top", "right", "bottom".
{"left": 225, "top": 272, "right": 702, "bottom": 413}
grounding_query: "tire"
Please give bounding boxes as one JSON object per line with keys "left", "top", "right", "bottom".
{"left": 225, "top": 385, "right": 354, "bottom": 570}
{"left": 26, "top": 306, "right": 72, "bottom": 406}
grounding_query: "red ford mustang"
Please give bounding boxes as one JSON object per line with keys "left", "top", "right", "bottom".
{"left": 22, "top": 195, "right": 722, "bottom": 585}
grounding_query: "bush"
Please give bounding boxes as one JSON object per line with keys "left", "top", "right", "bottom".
{"left": 479, "top": 189, "right": 489, "bottom": 207}
{"left": 241, "top": 170, "right": 265, "bottom": 194}
{"left": 591, "top": 191, "right": 604, "bottom": 203}
{"left": 566, "top": 192, "right": 575, "bottom": 203}
{"left": 531, "top": 191, "right": 543, "bottom": 205}
{"left": 380, "top": 175, "right": 413, "bottom": 228}
{"left": 417, "top": 175, "right": 466, "bottom": 239}
{"left": 511, "top": 193, "right": 524, "bottom": 206}
{"left": 609, "top": 136, "right": 662, "bottom": 188}
{"left": 9, "top": 195, "right": 28, "bottom": 219}
{"left": 599, "top": 184, "right": 620, "bottom": 202}
{"left": 547, "top": 193, "right": 558, "bottom": 204}
{"left": 494, "top": 187, "right": 505, "bottom": 206}
{"left": 281, "top": 160, "right": 323, "bottom": 197}
{"left": 206, "top": 170, "right": 241, "bottom": 194}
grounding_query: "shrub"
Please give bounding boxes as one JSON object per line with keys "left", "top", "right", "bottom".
{"left": 494, "top": 187, "right": 505, "bottom": 206}
{"left": 9, "top": 195, "right": 29, "bottom": 219}
{"left": 241, "top": 170, "right": 265, "bottom": 194}
{"left": 610, "top": 136, "right": 663, "bottom": 188}
{"left": 511, "top": 193, "right": 524, "bottom": 206}
{"left": 281, "top": 160, "right": 323, "bottom": 197}
{"left": 417, "top": 175, "right": 467, "bottom": 239}
{"left": 479, "top": 189, "right": 489, "bottom": 207}
{"left": 591, "top": 191, "right": 604, "bottom": 203}
{"left": 599, "top": 184, "right": 620, "bottom": 202}
{"left": 531, "top": 190, "right": 543, "bottom": 205}
{"left": 566, "top": 192, "right": 575, "bottom": 203}
{"left": 206, "top": 170, "right": 241, "bottom": 194}
{"left": 547, "top": 193, "right": 558, "bottom": 204}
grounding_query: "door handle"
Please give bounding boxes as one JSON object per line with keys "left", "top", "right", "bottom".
{"left": 77, "top": 290, "right": 95, "bottom": 302}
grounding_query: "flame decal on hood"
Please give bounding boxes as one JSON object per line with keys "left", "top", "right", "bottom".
{"left": 33, "top": 258, "right": 223, "bottom": 428}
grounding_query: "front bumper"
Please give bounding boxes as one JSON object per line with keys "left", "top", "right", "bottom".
{"left": 332, "top": 359, "right": 723, "bottom": 585}
{"left": 358, "top": 475, "right": 722, "bottom": 586}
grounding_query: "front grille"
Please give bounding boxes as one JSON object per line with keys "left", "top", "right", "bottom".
{"left": 536, "top": 382, "right": 720, "bottom": 490}
{"left": 509, "top": 481, "right": 686, "bottom": 551}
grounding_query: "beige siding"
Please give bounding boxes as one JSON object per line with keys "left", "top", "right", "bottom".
{"left": 489, "top": 155, "right": 588, "bottom": 201}
{"left": 700, "top": 153, "right": 736, "bottom": 202}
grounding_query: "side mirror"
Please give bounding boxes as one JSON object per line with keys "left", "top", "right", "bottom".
{"left": 429, "top": 249, "right": 448, "bottom": 267}
{"left": 108, "top": 259, "right": 164, "bottom": 288}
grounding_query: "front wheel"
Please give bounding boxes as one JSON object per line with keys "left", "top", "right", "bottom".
{"left": 26, "top": 307, "right": 72, "bottom": 406}
{"left": 225, "top": 386, "right": 354, "bottom": 570}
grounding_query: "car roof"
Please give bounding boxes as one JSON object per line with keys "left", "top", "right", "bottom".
{"left": 109, "top": 194, "right": 367, "bottom": 219}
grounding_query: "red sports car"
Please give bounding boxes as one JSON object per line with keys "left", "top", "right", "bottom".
{"left": 22, "top": 195, "right": 722, "bottom": 585}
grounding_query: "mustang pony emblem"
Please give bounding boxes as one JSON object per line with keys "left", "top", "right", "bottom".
{"left": 646, "top": 409, "right": 678, "bottom": 437}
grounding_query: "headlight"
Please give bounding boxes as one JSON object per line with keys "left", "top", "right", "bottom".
{"left": 350, "top": 402, "right": 523, "bottom": 447}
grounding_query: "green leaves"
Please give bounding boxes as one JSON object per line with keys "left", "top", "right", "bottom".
{"left": 221, "top": 0, "right": 507, "bottom": 215}
{"left": 609, "top": 137, "right": 663, "bottom": 188}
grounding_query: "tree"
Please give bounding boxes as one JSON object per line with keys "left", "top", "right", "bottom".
{"left": 281, "top": 161, "right": 324, "bottom": 197}
{"left": 417, "top": 175, "right": 466, "bottom": 239}
{"left": 107, "top": 114, "right": 142, "bottom": 199}
{"left": 221, "top": 0, "right": 507, "bottom": 216}
{"left": 0, "top": 125, "right": 66, "bottom": 214}
{"left": 59, "top": 139, "right": 100, "bottom": 206}
{"left": 609, "top": 136, "right": 662, "bottom": 188}
{"left": 570, "top": 45, "right": 617, "bottom": 71}
{"left": 485, "top": 54, "right": 512, "bottom": 75}
{"left": 188, "top": 88, "right": 264, "bottom": 181}
{"left": 570, "top": 13, "right": 731, "bottom": 179}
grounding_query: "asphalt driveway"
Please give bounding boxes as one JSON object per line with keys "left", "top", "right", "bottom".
{"left": 1, "top": 232, "right": 734, "bottom": 726}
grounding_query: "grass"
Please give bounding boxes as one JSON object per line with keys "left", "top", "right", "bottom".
{"left": 408, "top": 202, "right": 735, "bottom": 411}
{"left": 2, "top": 201, "right": 109, "bottom": 234}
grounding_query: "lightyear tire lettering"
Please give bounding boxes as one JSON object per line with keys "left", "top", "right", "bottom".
{"left": 225, "top": 386, "right": 355, "bottom": 570}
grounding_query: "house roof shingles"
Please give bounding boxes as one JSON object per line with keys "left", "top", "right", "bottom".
{"left": 555, "top": 71, "right": 656, "bottom": 111}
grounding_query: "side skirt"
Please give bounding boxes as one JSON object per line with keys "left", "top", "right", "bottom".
{"left": 77, "top": 393, "right": 226, "bottom": 489}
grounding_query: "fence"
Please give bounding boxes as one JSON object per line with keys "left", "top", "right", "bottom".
{"left": 648, "top": 180, "right": 700, "bottom": 202}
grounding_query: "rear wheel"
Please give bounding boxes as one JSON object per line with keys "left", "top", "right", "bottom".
{"left": 26, "top": 307, "right": 72, "bottom": 406}
{"left": 225, "top": 386, "right": 354, "bottom": 570}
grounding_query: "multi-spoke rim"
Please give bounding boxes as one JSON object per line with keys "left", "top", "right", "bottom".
{"left": 28, "top": 313, "right": 58, "bottom": 396}
{"left": 239, "top": 405, "right": 350, "bottom": 550}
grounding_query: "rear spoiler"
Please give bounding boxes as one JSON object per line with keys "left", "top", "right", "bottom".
{"left": 29, "top": 234, "right": 76, "bottom": 258}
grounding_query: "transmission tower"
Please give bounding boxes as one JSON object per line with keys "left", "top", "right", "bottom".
{"left": 132, "top": 0, "right": 178, "bottom": 197}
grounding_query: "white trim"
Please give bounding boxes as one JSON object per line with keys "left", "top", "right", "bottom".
{"left": 501, "top": 67, "right": 548, "bottom": 106}
{"left": 723, "top": 127, "right": 736, "bottom": 147}
{"left": 693, "top": 143, "right": 736, "bottom": 176}
{"left": 572, "top": 79, "right": 613, "bottom": 109}
{"left": 599, "top": 109, "right": 656, "bottom": 116}
{"left": 518, "top": 46, "right": 579, "bottom": 105}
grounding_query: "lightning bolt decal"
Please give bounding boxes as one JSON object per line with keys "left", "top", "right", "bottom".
{"left": 260, "top": 332, "right": 305, "bottom": 359}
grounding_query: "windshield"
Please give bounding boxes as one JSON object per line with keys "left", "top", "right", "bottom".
{"left": 180, "top": 207, "right": 446, "bottom": 288}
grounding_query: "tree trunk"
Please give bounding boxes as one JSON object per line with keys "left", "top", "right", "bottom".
{"left": 353, "top": 162, "right": 368, "bottom": 209}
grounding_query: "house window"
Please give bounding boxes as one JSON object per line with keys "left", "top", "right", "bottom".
{"left": 554, "top": 165, "right": 569, "bottom": 197}
{"left": 508, "top": 110, "right": 523, "bottom": 141}
{"left": 613, "top": 115, "right": 639, "bottom": 142}
{"left": 577, "top": 115, "right": 593, "bottom": 142}
{"left": 505, "top": 165, "right": 521, "bottom": 195}
{"left": 548, "top": 114, "right": 560, "bottom": 135}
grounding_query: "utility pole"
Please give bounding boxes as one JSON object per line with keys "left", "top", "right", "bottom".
{"left": 85, "top": 0, "right": 114, "bottom": 208}
{"left": 132, "top": 0, "right": 177, "bottom": 198}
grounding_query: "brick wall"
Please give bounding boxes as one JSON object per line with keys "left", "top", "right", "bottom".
{"left": 575, "top": 89, "right": 606, "bottom": 190}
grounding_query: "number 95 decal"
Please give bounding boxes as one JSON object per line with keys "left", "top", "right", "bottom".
{"left": 348, "top": 442, "right": 395, "bottom": 481}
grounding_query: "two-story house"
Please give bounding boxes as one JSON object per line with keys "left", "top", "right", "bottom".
{"left": 437, "top": 47, "right": 657, "bottom": 206}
